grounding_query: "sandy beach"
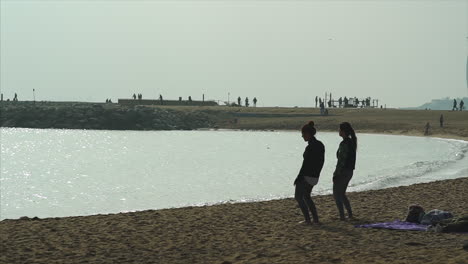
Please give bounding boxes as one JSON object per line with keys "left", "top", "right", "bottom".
{"left": 1, "top": 177, "right": 467, "bottom": 264}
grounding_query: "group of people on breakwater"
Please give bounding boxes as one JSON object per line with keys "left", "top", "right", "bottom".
{"left": 314, "top": 95, "right": 381, "bottom": 109}
{"left": 294, "top": 121, "right": 357, "bottom": 224}
{"left": 235, "top": 97, "right": 258, "bottom": 107}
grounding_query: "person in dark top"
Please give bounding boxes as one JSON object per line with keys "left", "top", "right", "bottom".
{"left": 424, "top": 122, "right": 430, "bottom": 136}
{"left": 333, "top": 122, "right": 357, "bottom": 220}
{"left": 294, "top": 121, "right": 325, "bottom": 224}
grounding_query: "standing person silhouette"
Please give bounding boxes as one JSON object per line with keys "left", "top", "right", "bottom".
{"left": 294, "top": 121, "right": 325, "bottom": 225}
{"left": 453, "top": 99, "right": 457, "bottom": 111}
{"left": 424, "top": 122, "right": 430, "bottom": 136}
{"left": 460, "top": 100, "right": 464, "bottom": 111}
{"left": 333, "top": 122, "right": 357, "bottom": 221}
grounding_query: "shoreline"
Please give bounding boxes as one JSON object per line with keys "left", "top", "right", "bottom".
{"left": 2, "top": 103, "right": 468, "bottom": 140}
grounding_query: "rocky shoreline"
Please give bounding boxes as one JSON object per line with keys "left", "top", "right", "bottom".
{"left": 0, "top": 102, "right": 214, "bottom": 130}
{"left": 2, "top": 102, "right": 468, "bottom": 141}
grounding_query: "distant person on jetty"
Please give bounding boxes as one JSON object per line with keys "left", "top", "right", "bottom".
{"left": 245, "top": 97, "right": 249, "bottom": 107}
{"left": 237, "top": 96, "right": 241, "bottom": 106}
{"left": 315, "top": 96, "right": 318, "bottom": 108}
{"left": 253, "top": 97, "right": 257, "bottom": 107}
{"left": 460, "top": 100, "right": 464, "bottom": 111}
{"left": 333, "top": 122, "right": 357, "bottom": 220}
{"left": 452, "top": 99, "right": 457, "bottom": 111}
{"left": 439, "top": 115, "right": 444, "bottom": 128}
{"left": 294, "top": 121, "right": 325, "bottom": 225}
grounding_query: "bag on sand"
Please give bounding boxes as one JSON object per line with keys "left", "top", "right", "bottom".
{"left": 420, "top": 209, "right": 453, "bottom": 225}
{"left": 405, "top": 205, "right": 425, "bottom": 223}
{"left": 427, "top": 215, "right": 468, "bottom": 233}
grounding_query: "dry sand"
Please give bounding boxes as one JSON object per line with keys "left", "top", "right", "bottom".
{"left": 1, "top": 107, "right": 467, "bottom": 264}
{"left": 1, "top": 178, "right": 467, "bottom": 264}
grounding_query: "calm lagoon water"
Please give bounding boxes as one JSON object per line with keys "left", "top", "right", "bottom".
{"left": 1, "top": 128, "right": 467, "bottom": 219}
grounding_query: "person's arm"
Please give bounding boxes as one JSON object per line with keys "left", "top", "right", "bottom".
{"left": 334, "top": 142, "right": 349, "bottom": 178}
{"left": 295, "top": 147, "right": 310, "bottom": 185}
{"left": 317, "top": 143, "right": 325, "bottom": 176}
{"left": 309, "top": 143, "right": 325, "bottom": 177}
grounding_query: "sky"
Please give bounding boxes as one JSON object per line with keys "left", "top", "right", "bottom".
{"left": 1, "top": 1, "right": 467, "bottom": 108}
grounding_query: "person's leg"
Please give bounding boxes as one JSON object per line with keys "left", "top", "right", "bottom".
{"left": 341, "top": 171, "right": 354, "bottom": 218}
{"left": 333, "top": 179, "right": 346, "bottom": 220}
{"left": 295, "top": 181, "right": 311, "bottom": 223}
{"left": 303, "top": 183, "right": 319, "bottom": 223}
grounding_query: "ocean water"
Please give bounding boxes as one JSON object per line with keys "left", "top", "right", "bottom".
{"left": 1, "top": 128, "right": 467, "bottom": 220}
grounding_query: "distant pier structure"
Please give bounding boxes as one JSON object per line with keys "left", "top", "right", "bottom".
{"left": 118, "top": 99, "right": 218, "bottom": 106}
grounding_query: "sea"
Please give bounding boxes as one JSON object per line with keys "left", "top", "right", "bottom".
{"left": 1, "top": 128, "right": 467, "bottom": 220}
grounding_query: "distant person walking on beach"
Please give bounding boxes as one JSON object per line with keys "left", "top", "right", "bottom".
{"left": 439, "top": 114, "right": 444, "bottom": 128}
{"left": 237, "top": 96, "right": 241, "bottom": 106}
{"left": 315, "top": 96, "right": 318, "bottom": 108}
{"left": 460, "top": 100, "right": 464, "bottom": 111}
{"left": 333, "top": 122, "right": 357, "bottom": 220}
{"left": 253, "top": 97, "right": 257, "bottom": 107}
{"left": 453, "top": 99, "right": 457, "bottom": 111}
{"left": 424, "top": 122, "right": 430, "bottom": 136}
{"left": 133, "top": 93, "right": 136, "bottom": 100}
{"left": 294, "top": 121, "right": 325, "bottom": 224}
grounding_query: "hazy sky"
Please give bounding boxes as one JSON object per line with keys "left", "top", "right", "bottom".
{"left": 1, "top": 1, "right": 467, "bottom": 107}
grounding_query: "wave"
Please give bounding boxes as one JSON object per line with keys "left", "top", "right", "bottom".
{"left": 349, "top": 141, "right": 468, "bottom": 192}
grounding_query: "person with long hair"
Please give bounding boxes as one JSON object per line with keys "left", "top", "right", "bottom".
{"left": 294, "top": 121, "right": 325, "bottom": 224}
{"left": 333, "top": 122, "right": 357, "bottom": 220}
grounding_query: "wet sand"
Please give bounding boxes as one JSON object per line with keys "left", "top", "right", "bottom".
{"left": 1, "top": 177, "right": 467, "bottom": 264}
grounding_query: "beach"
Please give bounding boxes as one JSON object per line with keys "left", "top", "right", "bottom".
{"left": 1, "top": 177, "right": 467, "bottom": 264}
{"left": 1, "top": 106, "right": 467, "bottom": 264}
